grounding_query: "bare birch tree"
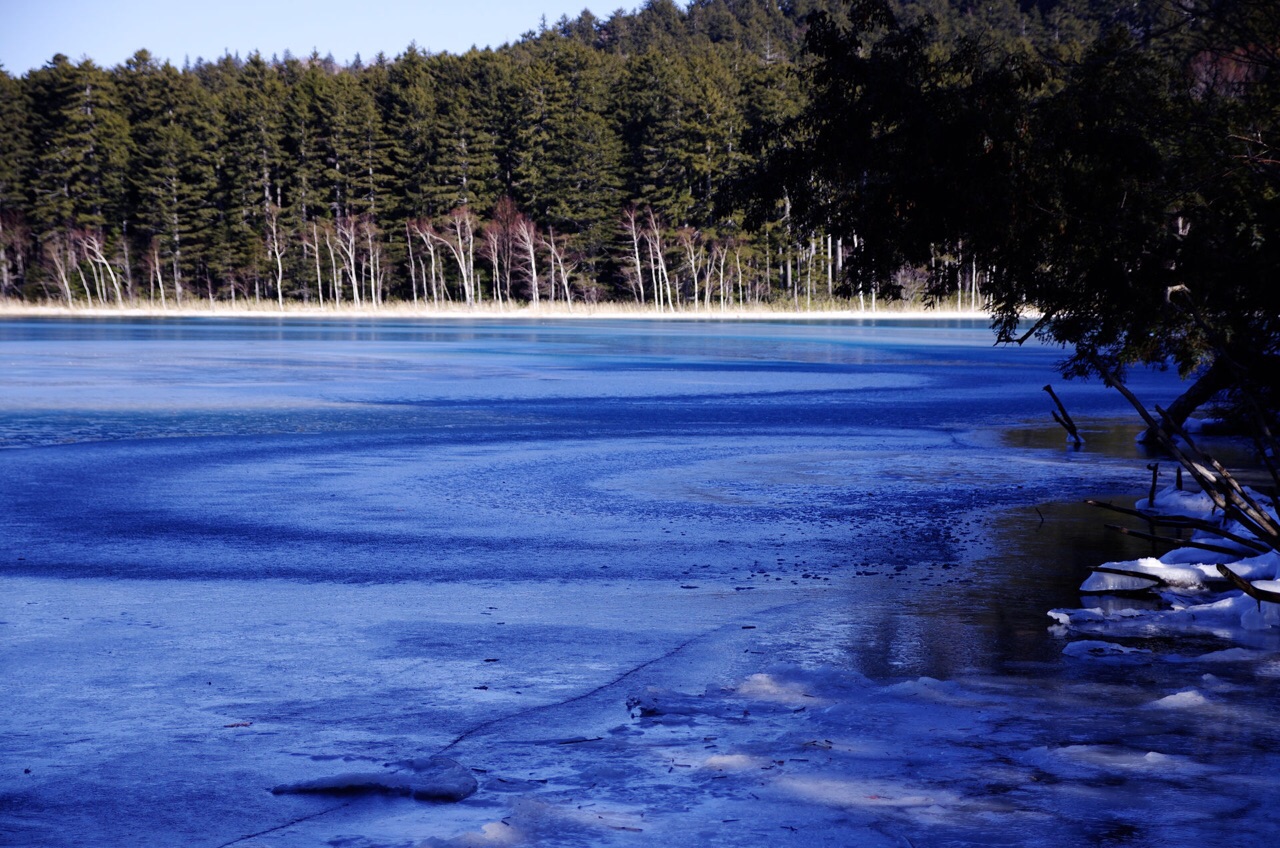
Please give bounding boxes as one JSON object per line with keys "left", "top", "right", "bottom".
{"left": 334, "top": 215, "right": 362, "bottom": 307}
{"left": 621, "top": 205, "right": 646, "bottom": 306}
{"left": 265, "top": 204, "right": 287, "bottom": 308}
{"left": 43, "top": 235, "right": 76, "bottom": 305}
{"left": 407, "top": 218, "right": 447, "bottom": 305}
{"left": 514, "top": 216, "right": 540, "bottom": 306}
{"left": 427, "top": 208, "right": 478, "bottom": 306}
{"left": 543, "top": 228, "right": 574, "bottom": 310}
{"left": 643, "top": 208, "right": 673, "bottom": 312}
{"left": 79, "top": 231, "right": 124, "bottom": 306}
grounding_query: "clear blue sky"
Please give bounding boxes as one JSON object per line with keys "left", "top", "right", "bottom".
{"left": 1, "top": 0, "right": 627, "bottom": 75}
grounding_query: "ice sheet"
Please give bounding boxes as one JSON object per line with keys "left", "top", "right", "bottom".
{"left": 4, "top": 317, "right": 1274, "bottom": 847}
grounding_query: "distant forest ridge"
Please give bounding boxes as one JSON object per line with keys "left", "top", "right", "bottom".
{"left": 0, "top": 0, "right": 1169, "bottom": 310}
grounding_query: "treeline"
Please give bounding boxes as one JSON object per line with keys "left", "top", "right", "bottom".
{"left": 0, "top": 0, "right": 1139, "bottom": 309}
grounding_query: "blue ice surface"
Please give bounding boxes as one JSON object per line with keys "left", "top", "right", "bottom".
{"left": 3, "top": 316, "right": 1278, "bottom": 848}
{"left": 0, "top": 316, "right": 1177, "bottom": 584}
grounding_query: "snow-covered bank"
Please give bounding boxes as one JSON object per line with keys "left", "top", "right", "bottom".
{"left": 0, "top": 299, "right": 992, "bottom": 322}
{"left": 1050, "top": 484, "right": 1280, "bottom": 653}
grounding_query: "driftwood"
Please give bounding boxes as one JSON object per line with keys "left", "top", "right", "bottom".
{"left": 1044, "top": 384, "right": 1082, "bottom": 446}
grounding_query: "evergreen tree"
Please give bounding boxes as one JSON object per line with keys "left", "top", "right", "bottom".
{"left": 217, "top": 53, "right": 285, "bottom": 296}
{"left": 1, "top": 0, "right": 1184, "bottom": 308}
{"left": 0, "top": 67, "right": 28, "bottom": 215}
{"left": 0, "top": 66, "right": 31, "bottom": 297}
{"left": 423, "top": 51, "right": 500, "bottom": 214}
{"left": 770, "top": 0, "right": 1280, "bottom": 421}
{"left": 352, "top": 55, "right": 395, "bottom": 219}
{"left": 505, "top": 36, "right": 625, "bottom": 240}
{"left": 279, "top": 53, "right": 335, "bottom": 227}
{"left": 383, "top": 43, "right": 439, "bottom": 221}
{"left": 120, "top": 51, "right": 220, "bottom": 302}
{"left": 619, "top": 50, "right": 696, "bottom": 223}
{"left": 25, "top": 55, "right": 130, "bottom": 235}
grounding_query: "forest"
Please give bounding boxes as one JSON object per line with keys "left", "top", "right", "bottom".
{"left": 0, "top": 0, "right": 1184, "bottom": 311}
{"left": 0, "top": 0, "right": 1274, "bottom": 331}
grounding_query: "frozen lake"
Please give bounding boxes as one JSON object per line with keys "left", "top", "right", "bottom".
{"left": 1, "top": 316, "right": 1277, "bottom": 847}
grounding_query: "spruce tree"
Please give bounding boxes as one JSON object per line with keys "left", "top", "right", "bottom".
{"left": 0, "top": 66, "right": 30, "bottom": 297}
{"left": 120, "top": 51, "right": 220, "bottom": 303}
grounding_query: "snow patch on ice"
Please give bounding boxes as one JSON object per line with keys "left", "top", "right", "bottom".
{"left": 734, "top": 671, "right": 825, "bottom": 705}
{"left": 1145, "top": 689, "right": 1211, "bottom": 710}
{"left": 1176, "top": 647, "right": 1262, "bottom": 663}
{"left": 885, "top": 676, "right": 958, "bottom": 697}
{"left": 701, "top": 753, "right": 765, "bottom": 771}
{"left": 1134, "top": 485, "right": 1217, "bottom": 518}
{"left": 773, "top": 774, "right": 952, "bottom": 810}
{"left": 1062, "top": 640, "right": 1151, "bottom": 658}
{"left": 421, "top": 798, "right": 647, "bottom": 846}
{"left": 1023, "top": 745, "right": 1211, "bottom": 777}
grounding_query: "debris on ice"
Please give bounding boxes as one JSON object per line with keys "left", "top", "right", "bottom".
{"left": 271, "top": 756, "right": 478, "bottom": 802}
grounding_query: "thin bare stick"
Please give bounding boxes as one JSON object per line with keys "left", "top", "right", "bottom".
{"left": 1044, "top": 384, "right": 1082, "bottom": 446}
{"left": 1156, "top": 404, "right": 1279, "bottom": 540}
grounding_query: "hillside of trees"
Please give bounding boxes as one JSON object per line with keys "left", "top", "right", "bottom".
{"left": 0, "top": 0, "right": 1258, "bottom": 313}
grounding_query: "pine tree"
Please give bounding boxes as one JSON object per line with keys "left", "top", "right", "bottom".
{"left": 120, "top": 51, "right": 220, "bottom": 304}
{"left": 25, "top": 55, "right": 130, "bottom": 235}
{"left": 383, "top": 43, "right": 439, "bottom": 222}
{"left": 352, "top": 55, "right": 395, "bottom": 220}
{"left": 0, "top": 66, "right": 32, "bottom": 297}
{"left": 423, "top": 51, "right": 501, "bottom": 215}
{"left": 217, "top": 53, "right": 285, "bottom": 300}
{"left": 279, "top": 53, "right": 335, "bottom": 228}
{"left": 0, "top": 66, "right": 28, "bottom": 215}
{"left": 24, "top": 55, "right": 131, "bottom": 303}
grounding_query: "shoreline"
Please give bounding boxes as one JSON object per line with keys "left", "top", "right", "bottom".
{"left": 0, "top": 300, "right": 993, "bottom": 322}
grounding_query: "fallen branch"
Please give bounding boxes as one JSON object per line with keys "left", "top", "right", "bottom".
{"left": 1104, "top": 523, "right": 1243, "bottom": 557}
{"left": 1087, "top": 356, "right": 1278, "bottom": 548}
{"left": 1156, "top": 404, "right": 1279, "bottom": 541}
{"left": 1044, "top": 384, "right": 1082, "bottom": 446}
{"left": 1085, "top": 500, "right": 1272, "bottom": 553}
{"left": 1089, "top": 565, "right": 1166, "bottom": 587}
{"left": 1216, "top": 564, "right": 1280, "bottom": 605}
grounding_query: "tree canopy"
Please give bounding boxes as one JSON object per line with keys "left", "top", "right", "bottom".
{"left": 763, "top": 0, "right": 1280, "bottom": 427}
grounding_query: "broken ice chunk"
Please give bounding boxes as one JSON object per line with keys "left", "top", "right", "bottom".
{"left": 1061, "top": 640, "right": 1151, "bottom": 658}
{"left": 272, "top": 756, "right": 477, "bottom": 802}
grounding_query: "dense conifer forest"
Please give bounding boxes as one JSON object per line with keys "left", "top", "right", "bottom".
{"left": 0, "top": 0, "right": 1274, "bottom": 330}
